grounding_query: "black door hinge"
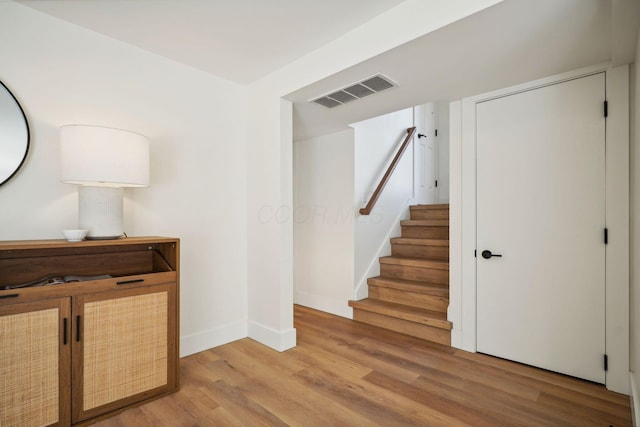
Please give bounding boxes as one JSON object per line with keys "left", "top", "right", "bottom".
{"left": 435, "top": 129, "right": 438, "bottom": 137}
{"left": 435, "top": 180, "right": 438, "bottom": 188}
{"left": 604, "top": 228, "right": 608, "bottom": 245}
{"left": 604, "top": 101, "right": 608, "bottom": 118}
{"left": 474, "top": 250, "right": 477, "bottom": 258}
{"left": 604, "top": 354, "right": 608, "bottom": 371}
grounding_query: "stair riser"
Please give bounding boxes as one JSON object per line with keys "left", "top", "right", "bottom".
{"left": 410, "top": 210, "right": 449, "bottom": 220}
{"left": 369, "top": 286, "right": 448, "bottom": 312}
{"left": 391, "top": 244, "right": 449, "bottom": 261}
{"left": 381, "top": 264, "right": 448, "bottom": 285}
{"left": 368, "top": 279, "right": 449, "bottom": 298}
{"left": 353, "top": 309, "right": 451, "bottom": 346}
{"left": 401, "top": 226, "right": 449, "bottom": 239}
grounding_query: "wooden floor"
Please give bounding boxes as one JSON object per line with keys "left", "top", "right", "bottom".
{"left": 96, "top": 305, "right": 632, "bottom": 426}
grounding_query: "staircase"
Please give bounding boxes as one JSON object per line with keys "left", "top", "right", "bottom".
{"left": 349, "top": 204, "right": 452, "bottom": 345}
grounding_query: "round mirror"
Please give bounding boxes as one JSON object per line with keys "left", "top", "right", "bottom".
{"left": 0, "top": 81, "right": 30, "bottom": 186}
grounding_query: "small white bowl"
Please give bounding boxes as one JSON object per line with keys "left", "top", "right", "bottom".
{"left": 63, "top": 229, "right": 88, "bottom": 242}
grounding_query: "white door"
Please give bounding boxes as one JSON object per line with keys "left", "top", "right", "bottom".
{"left": 413, "top": 104, "right": 437, "bottom": 204}
{"left": 476, "top": 73, "right": 606, "bottom": 383}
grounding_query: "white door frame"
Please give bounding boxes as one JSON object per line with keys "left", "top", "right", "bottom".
{"left": 448, "top": 62, "right": 630, "bottom": 394}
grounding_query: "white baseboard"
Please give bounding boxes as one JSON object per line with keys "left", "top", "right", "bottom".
{"left": 248, "top": 320, "right": 296, "bottom": 352}
{"left": 631, "top": 372, "right": 639, "bottom": 427}
{"left": 294, "top": 290, "right": 353, "bottom": 319}
{"left": 181, "top": 320, "right": 298, "bottom": 357}
{"left": 450, "top": 327, "right": 462, "bottom": 350}
{"left": 180, "top": 320, "right": 247, "bottom": 358}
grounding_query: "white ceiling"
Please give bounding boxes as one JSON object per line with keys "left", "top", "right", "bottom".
{"left": 16, "top": 0, "right": 640, "bottom": 141}
{"left": 17, "top": 0, "right": 406, "bottom": 85}
{"left": 288, "top": 0, "right": 624, "bottom": 140}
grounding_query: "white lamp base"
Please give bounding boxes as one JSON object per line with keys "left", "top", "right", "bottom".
{"left": 78, "top": 186, "right": 124, "bottom": 239}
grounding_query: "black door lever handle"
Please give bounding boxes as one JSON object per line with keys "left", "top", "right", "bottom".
{"left": 481, "top": 250, "right": 502, "bottom": 259}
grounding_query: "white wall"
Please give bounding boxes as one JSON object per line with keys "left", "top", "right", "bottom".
{"left": 245, "top": 94, "right": 296, "bottom": 351}
{"left": 293, "top": 108, "right": 417, "bottom": 317}
{"left": 630, "top": 23, "right": 640, "bottom": 418}
{"left": 0, "top": 3, "right": 248, "bottom": 357}
{"left": 413, "top": 101, "right": 449, "bottom": 204}
{"left": 293, "top": 129, "right": 355, "bottom": 318}
{"left": 245, "top": 0, "right": 503, "bottom": 351}
{"left": 437, "top": 102, "right": 450, "bottom": 203}
{"left": 353, "top": 108, "right": 415, "bottom": 299}
{"left": 413, "top": 103, "right": 437, "bottom": 204}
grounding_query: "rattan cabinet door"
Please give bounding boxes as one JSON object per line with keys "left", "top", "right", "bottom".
{"left": 71, "top": 283, "right": 177, "bottom": 423}
{"left": 0, "top": 298, "right": 71, "bottom": 427}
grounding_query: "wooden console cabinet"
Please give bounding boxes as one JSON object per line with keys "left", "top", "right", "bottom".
{"left": 0, "top": 237, "right": 180, "bottom": 426}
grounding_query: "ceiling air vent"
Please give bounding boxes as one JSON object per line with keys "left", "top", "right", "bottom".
{"left": 311, "top": 74, "right": 397, "bottom": 109}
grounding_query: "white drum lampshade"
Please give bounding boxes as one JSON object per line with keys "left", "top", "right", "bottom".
{"left": 60, "top": 125, "right": 150, "bottom": 239}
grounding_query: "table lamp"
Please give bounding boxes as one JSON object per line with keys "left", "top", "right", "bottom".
{"left": 60, "top": 125, "right": 150, "bottom": 239}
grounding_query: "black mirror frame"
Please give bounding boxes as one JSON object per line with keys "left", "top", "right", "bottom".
{"left": 0, "top": 80, "right": 30, "bottom": 187}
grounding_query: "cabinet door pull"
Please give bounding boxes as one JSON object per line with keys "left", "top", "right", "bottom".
{"left": 76, "top": 315, "right": 81, "bottom": 342}
{"left": 63, "top": 318, "right": 68, "bottom": 345}
{"left": 0, "top": 293, "right": 19, "bottom": 299}
{"left": 117, "top": 279, "right": 144, "bottom": 285}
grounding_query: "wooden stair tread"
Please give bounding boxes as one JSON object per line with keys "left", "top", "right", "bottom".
{"left": 410, "top": 204, "right": 449, "bottom": 210}
{"left": 391, "top": 238, "right": 449, "bottom": 247}
{"left": 401, "top": 219, "right": 449, "bottom": 227}
{"left": 358, "top": 203, "right": 451, "bottom": 346}
{"left": 367, "top": 276, "right": 449, "bottom": 297}
{"left": 380, "top": 256, "right": 449, "bottom": 270}
{"left": 349, "top": 299, "right": 452, "bottom": 330}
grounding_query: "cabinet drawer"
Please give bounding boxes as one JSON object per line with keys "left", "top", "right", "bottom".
{"left": 94, "top": 271, "right": 176, "bottom": 288}
{"left": 0, "top": 271, "right": 177, "bottom": 306}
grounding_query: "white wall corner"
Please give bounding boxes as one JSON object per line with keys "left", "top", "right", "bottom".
{"left": 611, "top": 0, "right": 640, "bottom": 66}
{"left": 459, "top": 96, "right": 479, "bottom": 353}
{"left": 437, "top": 102, "right": 451, "bottom": 204}
{"left": 280, "top": 98, "right": 296, "bottom": 338}
{"left": 248, "top": 320, "right": 297, "bottom": 352}
{"left": 353, "top": 197, "right": 413, "bottom": 301}
{"left": 180, "top": 320, "right": 247, "bottom": 358}
{"left": 293, "top": 128, "right": 355, "bottom": 322}
{"left": 294, "top": 290, "right": 353, "bottom": 319}
{"left": 448, "top": 100, "right": 463, "bottom": 350}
